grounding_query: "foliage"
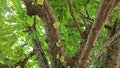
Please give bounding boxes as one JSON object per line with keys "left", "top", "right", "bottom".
{"left": 0, "top": 0, "right": 120, "bottom": 68}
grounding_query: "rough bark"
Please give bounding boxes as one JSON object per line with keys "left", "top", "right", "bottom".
{"left": 77, "top": 0, "right": 115, "bottom": 68}
{"left": 103, "top": 19, "right": 120, "bottom": 68}
{"left": 23, "top": 0, "right": 72, "bottom": 68}
{"left": 23, "top": 0, "right": 120, "bottom": 68}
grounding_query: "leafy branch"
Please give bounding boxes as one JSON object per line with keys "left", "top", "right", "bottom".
{"left": 67, "top": 0, "right": 84, "bottom": 38}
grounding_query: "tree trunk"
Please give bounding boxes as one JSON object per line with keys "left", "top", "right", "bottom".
{"left": 103, "top": 19, "right": 120, "bottom": 68}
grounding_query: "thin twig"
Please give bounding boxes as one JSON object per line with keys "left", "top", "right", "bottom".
{"left": 74, "top": 6, "right": 93, "bottom": 23}
{"left": 86, "top": 30, "right": 120, "bottom": 68}
{"left": 15, "top": 51, "right": 35, "bottom": 67}
{"left": 67, "top": 0, "right": 84, "bottom": 38}
{"left": 74, "top": 6, "right": 112, "bottom": 30}
{"left": 32, "top": 16, "right": 37, "bottom": 31}
{"left": 84, "top": 8, "right": 90, "bottom": 19}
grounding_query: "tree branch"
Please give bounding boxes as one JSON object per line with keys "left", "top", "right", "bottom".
{"left": 86, "top": 29, "right": 120, "bottom": 68}
{"left": 67, "top": 0, "right": 84, "bottom": 38}
{"left": 15, "top": 52, "right": 35, "bottom": 68}
{"left": 32, "top": 38, "right": 49, "bottom": 68}
{"left": 78, "top": 0, "right": 115, "bottom": 68}
{"left": 74, "top": 6, "right": 112, "bottom": 30}
{"left": 23, "top": 0, "right": 72, "bottom": 68}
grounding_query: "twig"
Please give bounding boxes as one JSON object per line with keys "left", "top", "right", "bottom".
{"left": 32, "top": 16, "right": 37, "bottom": 31}
{"left": 86, "top": 30, "right": 120, "bottom": 68}
{"left": 74, "top": 6, "right": 112, "bottom": 30}
{"left": 84, "top": 8, "right": 90, "bottom": 19}
{"left": 67, "top": 0, "right": 84, "bottom": 38}
{"left": 15, "top": 51, "right": 35, "bottom": 67}
{"left": 74, "top": 6, "right": 93, "bottom": 23}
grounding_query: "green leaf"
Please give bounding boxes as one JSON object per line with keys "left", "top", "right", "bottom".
{"left": 38, "top": 0, "right": 44, "bottom": 5}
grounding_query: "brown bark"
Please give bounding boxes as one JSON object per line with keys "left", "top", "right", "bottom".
{"left": 23, "top": 0, "right": 72, "bottom": 68}
{"left": 103, "top": 19, "right": 120, "bottom": 68}
{"left": 38, "top": 0, "right": 69, "bottom": 68}
{"left": 23, "top": 0, "right": 120, "bottom": 68}
{"left": 77, "top": 0, "right": 115, "bottom": 68}
{"left": 86, "top": 29, "right": 120, "bottom": 68}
